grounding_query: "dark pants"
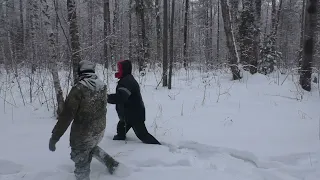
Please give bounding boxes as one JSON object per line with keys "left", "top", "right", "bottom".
{"left": 70, "top": 146, "right": 118, "bottom": 180}
{"left": 116, "top": 120, "right": 161, "bottom": 145}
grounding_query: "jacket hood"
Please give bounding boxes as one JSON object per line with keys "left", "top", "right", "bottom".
{"left": 115, "top": 60, "right": 132, "bottom": 79}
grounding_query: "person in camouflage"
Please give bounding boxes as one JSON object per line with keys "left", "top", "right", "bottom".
{"left": 48, "top": 60, "right": 118, "bottom": 180}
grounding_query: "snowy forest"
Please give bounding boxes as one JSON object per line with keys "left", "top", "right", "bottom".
{"left": 1, "top": 0, "right": 318, "bottom": 94}
{"left": 1, "top": 0, "right": 320, "bottom": 180}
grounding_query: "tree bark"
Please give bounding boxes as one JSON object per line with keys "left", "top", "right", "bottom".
{"left": 88, "top": 0, "right": 93, "bottom": 61}
{"left": 135, "top": 0, "right": 149, "bottom": 72}
{"left": 155, "top": 0, "right": 162, "bottom": 65}
{"left": 103, "top": 0, "right": 111, "bottom": 68}
{"left": 168, "top": 0, "right": 175, "bottom": 90}
{"left": 300, "top": 0, "right": 318, "bottom": 91}
{"left": 220, "top": 0, "right": 241, "bottom": 80}
{"left": 183, "top": 0, "right": 189, "bottom": 69}
{"left": 238, "top": 0, "right": 259, "bottom": 74}
{"left": 41, "top": 0, "right": 64, "bottom": 116}
{"left": 162, "top": 0, "right": 168, "bottom": 86}
{"left": 67, "top": 0, "right": 81, "bottom": 84}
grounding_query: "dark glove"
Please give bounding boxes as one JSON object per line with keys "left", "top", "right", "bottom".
{"left": 49, "top": 137, "right": 58, "bottom": 152}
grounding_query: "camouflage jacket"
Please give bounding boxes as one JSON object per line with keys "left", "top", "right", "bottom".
{"left": 51, "top": 83, "right": 107, "bottom": 149}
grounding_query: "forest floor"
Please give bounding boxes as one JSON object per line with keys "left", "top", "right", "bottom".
{"left": 0, "top": 66, "right": 319, "bottom": 180}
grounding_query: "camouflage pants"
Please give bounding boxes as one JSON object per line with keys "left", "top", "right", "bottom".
{"left": 70, "top": 146, "right": 119, "bottom": 180}
{"left": 70, "top": 148, "right": 93, "bottom": 180}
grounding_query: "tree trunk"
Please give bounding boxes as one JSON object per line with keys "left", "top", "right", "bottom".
{"left": 238, "top": 0, "right": 258, "bottom": 74}
{"left": 155, "top": 0, "right": 161, "bottom": 65}
{"left": 67, "top": 0, "right": 81, "bottom": 84}
{"left": 183, "top": 0, "right": 189, "bottom": 69}
{"left": 220, "top": 0, "right": 241, "bottom": 80}
{"left": 135, "top": 0, "right": 149, "bottom": 72}
{"left": 162, "top": 0, "right": 168, "bottom": 86}
{"left": 128, "top": 0, "right": 132, "bottom": 61}
{"left": 41, "top": 0, "right": 64, "bottom": 116}
{"left": 112, "top": 0, "right": 118, "bottom": 62}
{"left": 168, "top": 0, "right": 175, "bottom": 90}
{"left": 17, "top": 0, "right": 24, "bottom": 62}
{"left": 299, "top": 0, "right": 307, "bottom": 68}
{"left": 216, "top": 0, "right": 220, "bottom": 63}
{"left": 103, "top": 0, "right": 111, "bottom": 68}
{"left": 30, "top": 0, "right": 39, "bottom": 73}
{"left": 300, "top": 0, "right": 318, "bottom": 92}
{"left": 88, "top": 0, "right": 93, "bottom": 61}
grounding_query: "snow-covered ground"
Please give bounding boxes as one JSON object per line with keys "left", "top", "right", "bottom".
{"left": 0, "top": 66, "right": 319, "bottom": 180}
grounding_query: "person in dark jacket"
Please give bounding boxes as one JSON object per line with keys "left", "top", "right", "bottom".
{"left": 107, "top": 60, "right": 161, "bottom": 145}
{"left": 49, "top": 60, "right": 119, "bottom": 180}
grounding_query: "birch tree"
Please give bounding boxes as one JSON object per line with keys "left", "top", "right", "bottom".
{"left": 67, "top": 0, "right": 81, "bottom": 83}
{"left": 41, "top": 0, "right": 64, "bottom": 115}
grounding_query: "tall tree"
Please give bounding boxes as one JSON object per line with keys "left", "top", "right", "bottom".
{"left": 183, "top": 0, "right": 189, "bottom": 69}
{"left": 103, "top": 0, "right": 111, "bottom": 68}
{"left": 112, "top": 0, "right": 118, "bottom": 62}
{"left": 168, "top": 0, "right": 175, "bottom": 89}
{"left": 220, "top": 0, "right": 241, "bottom": 80}
{"left": 67, "top": 0, "right": 82, "bottom": 83}
{"left": 300, "top": 0, "right": 318, "bottom": 91}
{"left": 162, "top": 0, "right": 168, "bottom": 86}
{"left": 238, "top": 0, "right": 259, "bottom": 74}
{"left": 128, "top": 0, "right": 133, "bottom": 61}
{"left": 29, "top": 0, "right": 40, "bottom": 73}
{"left": 41, "top": 0, "right": 64, "bottom": 116}
{"left": 135, "top": 0, "right": 149, "bottom": 72}
{"left": 87, "top": 0, "right": 93, "bottom": 61}
{"left": 155, "top": 0, "right": 162, "bottom": 64}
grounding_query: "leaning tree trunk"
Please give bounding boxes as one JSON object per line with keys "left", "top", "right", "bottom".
{"left": 41, "top": 0, "right": 64, "bottom": 116}
{"left": 220, "top": 0, "right": 241, "bottom": 80}
{"left": 300, "top": 0, "right": 318, "bottom": 92}
{"left": 67, "top": 0, "right": 81, "bottom": 84}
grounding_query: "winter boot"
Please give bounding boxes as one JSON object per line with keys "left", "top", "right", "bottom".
{"left": 92, "top": 146, "right": 119, "bottom": 174}
{"left": 113, "top": 134, "right": 126, "bottom": 141}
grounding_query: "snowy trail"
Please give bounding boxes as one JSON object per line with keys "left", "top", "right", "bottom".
{"left": 1, "top": 138, "right": 318, "bottom": 180}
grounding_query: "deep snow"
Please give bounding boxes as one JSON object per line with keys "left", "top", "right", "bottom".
{"left": 0, "top": 66, "right": 319, "bottom": 180}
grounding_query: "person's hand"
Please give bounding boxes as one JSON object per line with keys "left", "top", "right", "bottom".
{"left": 49, "top": 137, "right": 58, "bottom": 152}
